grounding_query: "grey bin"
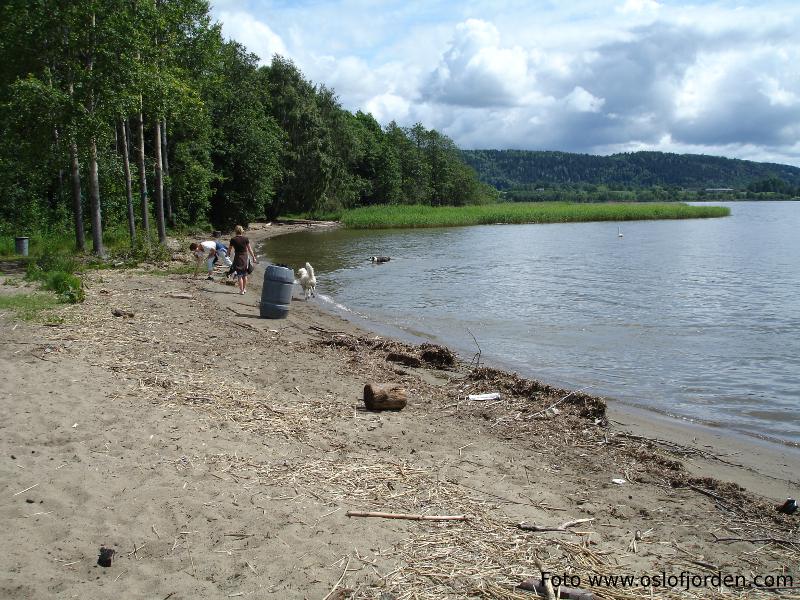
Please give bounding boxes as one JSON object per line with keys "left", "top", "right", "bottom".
{"left": 14, "top": 236, "right": 29, "bottom": 256}
{"left": 260, "top": 265, "right": 295, "bottom": 319}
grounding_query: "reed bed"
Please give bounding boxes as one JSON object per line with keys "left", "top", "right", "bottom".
{"left": 340, "top": 202, "right": 730, "bottom": 229}
{"left": 31, "top": 269, "right": 797, "bottom": 600}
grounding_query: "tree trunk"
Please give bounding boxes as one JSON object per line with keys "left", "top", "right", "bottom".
{"left": 88, "top": 136, "right": 105, "bottom": 257}
{"left": 161, "top": 117, "right": 173, "bottom": 225}
{"left": 153, "top": 119, "right": 166, "bottom": 244}
{"left": 54, "top": 126, "right": 65, "bottom": 208}
{"left": 137, "top": 104, "right": 149, "bottom": 238}
{"left": 68, "top": 138, "right": 86, "bottom": 252}
{"left": 119, "top": 119, "right": 136, "bottom": 244}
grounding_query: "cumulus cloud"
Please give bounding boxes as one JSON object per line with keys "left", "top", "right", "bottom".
{"left": 216, "top": 10, "right": 287, "bottom": 62}
{"left": 211, "top": 1, "right": 800, "bottom": 166}
{"left": 421, "top": 19, "right": 532, "bottom": 107}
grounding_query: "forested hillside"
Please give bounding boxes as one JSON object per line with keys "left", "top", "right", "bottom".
{"left": 0, "top": 0, "right": 494, "bottom": 254}
{"left": 462, "top": 150, "right": 800, "bottom": 191}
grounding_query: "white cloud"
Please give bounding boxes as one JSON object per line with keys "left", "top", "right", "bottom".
{"left": 210, "top": 1, "right": 800, "bottom": 167}
{"left": 617, "top": 0, "right": 661, "bottom": 15}
{"left": 565, "top": 86, "right": 605, "bottom": 112}
{"left": 365, "top": 93, "right": 411, "bottom": 123}
{"left": 422, "top": 19, "right": 532, "bottom": 107}
{"left": 216, "top": 10, "right": 288, "bottom": 63}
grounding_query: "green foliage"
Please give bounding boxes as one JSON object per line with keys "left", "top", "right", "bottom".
{"left": 43, "top": 270, "right": 84, "bottom": 303}
{"left": 110, "top": 238, "right": 172, "bottom": 265}
{"left": 340, "top": 202, "right": 731, "bottom": 229}
{"left": 23, "top": 250, "right": 84, "bottom": 303}
{"left": 0, "top": 0, "right": 497, "bottom": 247}
{"left": 462, "top": 149, "right": 800, "bottom": 193}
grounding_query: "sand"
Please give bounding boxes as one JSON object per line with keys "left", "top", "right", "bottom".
{"left": 1, "top": 221, "right": 798, "bottom": 599}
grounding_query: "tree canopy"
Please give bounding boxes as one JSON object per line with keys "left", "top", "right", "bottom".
{"left": 0, "top": 0, "right": 495, "bottom": 249}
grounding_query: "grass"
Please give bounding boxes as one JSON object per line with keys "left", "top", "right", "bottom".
{"left": 0, "top": 292, "right": 61, "bottom": 321}
{"left": 339, "top": 202, "right": 731, "bottom": 229}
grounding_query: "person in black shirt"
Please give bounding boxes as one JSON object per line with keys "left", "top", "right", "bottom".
{"left": 228, "top": 225, "right": 258, "bottom": 294}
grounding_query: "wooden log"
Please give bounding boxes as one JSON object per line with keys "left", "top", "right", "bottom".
{"left": 363, "top": 383, "right": 407, "bottom": 411}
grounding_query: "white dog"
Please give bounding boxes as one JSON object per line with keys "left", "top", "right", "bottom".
{"left": 297, "top": 262, "right": 316, "bottom": 300}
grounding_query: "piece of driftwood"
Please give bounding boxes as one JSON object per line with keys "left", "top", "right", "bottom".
{"left": 385, "top": 352, "right": 422, "bottom": 368}
{"left": 518, "top": 517, "right": 594, "bottom": 532}
{"left": 363, "top": 383, "right": 407, "bottom": 411}
{"left": 165, "top": 292, "right": 193, "bottom": 299}
{"left": 111, "top": 308, "right": 134, "bottom": 318}
{"left": 346, "top": 510, "right": 468, "bottom": 521}
{"left": 519, "top": 578, "right": 594, "bottom": 600}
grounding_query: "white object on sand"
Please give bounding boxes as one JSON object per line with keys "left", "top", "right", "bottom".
{"left": 467, "top": 392, "right": 501, "bottom": 401}
{"left": 611, "top": 478, "right": 627, "bottom": 485}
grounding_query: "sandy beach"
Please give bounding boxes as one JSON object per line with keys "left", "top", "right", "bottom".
{"left": 1, "top": 222, "right": 798, "bottom": 599}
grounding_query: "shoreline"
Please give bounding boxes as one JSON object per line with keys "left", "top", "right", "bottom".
{"left": 1, "top": 220, "right": 797, "bottom": 599}
{"left": 257, "top": 220, "right": 800, "bottom": 498}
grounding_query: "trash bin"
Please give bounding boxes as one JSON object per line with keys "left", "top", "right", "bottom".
{"left": 260, "top": 265, "right": 294, "bottom": 319}
{"left": 14, "top": 236, "right": 29, "bottom": 256}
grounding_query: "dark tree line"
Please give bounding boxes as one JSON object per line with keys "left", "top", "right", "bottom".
{"left": 0, "top": 0, "right": 494, "bottom": 253}
{"left": 463, "top": 149, "right": 800, "bottom": 193}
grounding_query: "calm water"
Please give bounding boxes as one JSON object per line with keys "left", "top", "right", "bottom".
{"left": 262, "top": 202, "right": 800, "bottom": 445}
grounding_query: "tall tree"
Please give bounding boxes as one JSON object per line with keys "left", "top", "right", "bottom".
{"left": 153, "top": 118, "right": 166, "bottom": 243}
{"left": 119, "top": 119, "right": 136, "bottom": 243}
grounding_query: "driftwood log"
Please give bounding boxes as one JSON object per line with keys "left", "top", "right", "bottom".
{"left": 364, "top": 383, "right": 407, "bottom": 411}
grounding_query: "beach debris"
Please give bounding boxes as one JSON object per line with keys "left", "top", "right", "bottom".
{"left": 539, "top": 406, "right": 561, "bottom": 419}
{"left": 385, "top": 352, "right": 422, "bottom": 368}
{"left": 363, "top": 383, "right": 407, "bottom": 411}
{"left": 111, "top": 308, "right": 134, "bottom": 318}
{"left": 164, "top": 292, "right": 193, "bottom": 299}
{"left": 776, "top": 498, "right": 797, "bottom": 515}
{"left": 346, "top": 510, "right": 468, "bottom": 521}
{"left": 519, "top": 577, "right": 594, "bottom": 600}
{"left": 611, "top": 478, "right": 626, "bottom": 485}
{"left": 419, "top": 343, "right": 456, "bottom": 368}
{"left": 518, "top": 517, "right": 594, "bottom": 533}
{"left": 97, "top": 547, "right": 115, "bottom": 567}
{"left": 467, "top": 392, "right": 501, "bottom": 402}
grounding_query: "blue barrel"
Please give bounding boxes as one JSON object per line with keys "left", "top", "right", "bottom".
{"left": 260, "top": 265, "right": 294, "bottom": 318}
{"left": 14, "top": 237, "right": 29, "bottom": 256}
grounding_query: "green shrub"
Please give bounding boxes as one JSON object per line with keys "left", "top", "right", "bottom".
{"left": 43, "top": 270, "right": 84, "bottom": 303}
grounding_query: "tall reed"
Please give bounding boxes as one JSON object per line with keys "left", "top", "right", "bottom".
{"left": 340, "top": 202, "right": 730, "bottom": 229}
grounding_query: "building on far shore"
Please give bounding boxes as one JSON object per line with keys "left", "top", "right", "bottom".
{"left": 704, "top": 188, "right": 734, "bottom": 192}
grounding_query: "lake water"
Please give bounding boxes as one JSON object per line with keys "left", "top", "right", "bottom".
{"left": 261, "top": 202, "right": 800, "bottom": 446}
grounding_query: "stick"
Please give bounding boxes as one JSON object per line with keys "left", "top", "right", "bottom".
{"left": 711, "top": 534, "right": 797, "bottom": 547}
{"left": 322, "top": 556, "right": 351, "bottom": 600}
{"left": 466, "top": 328, "right": 481, "bottom": 368}
{"left": 346, "top": 511, "right": 468, "bottom": 521}
{"left": 518, "top": 517, "right": 594, "bottom": 532}
{"left": 12, "top": 483, "right": 39, "bottom": 496}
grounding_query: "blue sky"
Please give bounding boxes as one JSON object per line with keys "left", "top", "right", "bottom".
{"left": 211, "top": 0, "right": 800, "bottom": 166}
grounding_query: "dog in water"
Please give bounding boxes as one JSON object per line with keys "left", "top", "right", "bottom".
{"left": 296, "top": 262, "right": 316, "bottom": 299}
{"left": 370, "top": 256, "right": 391, "bottom": 263}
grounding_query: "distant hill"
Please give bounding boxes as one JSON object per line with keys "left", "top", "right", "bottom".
{"left": 461, "top": 150, "right": 800, "bottom": 190}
